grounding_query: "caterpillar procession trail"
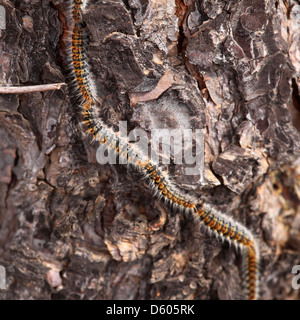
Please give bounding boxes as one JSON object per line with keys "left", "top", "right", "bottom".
{"left": 64, "top": 0, "right": 260, "bottom": 300}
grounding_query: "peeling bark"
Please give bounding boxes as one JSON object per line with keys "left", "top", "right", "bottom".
{"left": 0, "top": 0, "right": 299, "bottom": 300}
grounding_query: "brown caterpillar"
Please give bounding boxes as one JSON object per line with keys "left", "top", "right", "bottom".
{"left": 65, "top": 0, "right": 260, "bottom": 300}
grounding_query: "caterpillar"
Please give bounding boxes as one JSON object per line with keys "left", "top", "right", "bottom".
{"left": 65, "top": 0, "right": 260, "bottom": 300}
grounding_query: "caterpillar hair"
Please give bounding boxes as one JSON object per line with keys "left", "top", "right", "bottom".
{"left": 64, "top": 0, "right": 98, "bottom": 108}
{"left": 65, "top": 0, "right": 260, "bottom": 300}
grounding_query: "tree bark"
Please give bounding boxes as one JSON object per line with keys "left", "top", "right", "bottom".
{"left": 0, "top": 0, "right": 299, "bottom": 300}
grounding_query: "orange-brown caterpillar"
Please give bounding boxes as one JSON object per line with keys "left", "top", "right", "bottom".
{"left": 66, "top": 0, "right": 260, "bottom": 300}
{"left": 143, "top": 161, "right": 196, "bottom": 210}
{"left": 195, "top": 206, "right": 260, "bottom": 300}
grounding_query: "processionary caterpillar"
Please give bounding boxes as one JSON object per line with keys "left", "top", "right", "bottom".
{"left": 65, "top": 0, "right": 260, "bottom": 300}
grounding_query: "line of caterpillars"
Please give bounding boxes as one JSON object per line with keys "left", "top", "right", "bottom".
{"left": 66, "top": 0, "right": 260, "bottom": 300}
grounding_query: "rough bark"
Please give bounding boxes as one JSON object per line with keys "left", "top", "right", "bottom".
{"left": 0, "top": 0, "right": 299, "bottom": 300}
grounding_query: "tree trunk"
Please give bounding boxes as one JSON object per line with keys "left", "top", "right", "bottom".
{"left": 0, "top": 0, "right": 299, "bottom": 300}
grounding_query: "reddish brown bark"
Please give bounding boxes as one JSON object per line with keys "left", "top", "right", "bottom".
{"left": 0, "top": 0, "right": 299, "bottom": 300}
